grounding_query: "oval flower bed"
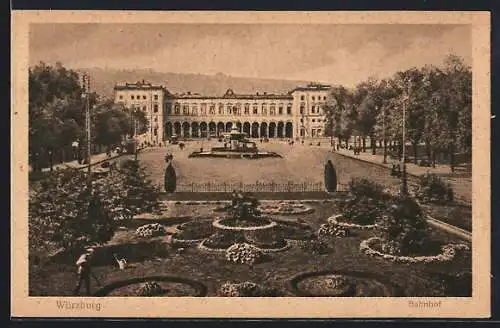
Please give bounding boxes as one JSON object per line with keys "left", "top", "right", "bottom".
{"left": 171, "top": 219, "right": 215, "bottom": 246}
{"left": 327, "top": 214, "right": 380, "bottom": 230}
{"left": 259, "top": 202, "right": 315, "bottom": 215}
{"left": 213, "top": 217, "right": 277, "bottom": 231}
{"left": 360, "top": 237, "right": 470, "bottom": 264}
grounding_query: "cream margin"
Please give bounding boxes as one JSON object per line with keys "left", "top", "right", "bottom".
{"left": 11, "top": 10, "right": 491, "bottom": 318}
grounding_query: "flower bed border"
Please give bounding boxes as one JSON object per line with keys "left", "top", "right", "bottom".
{"left": 259, "top": 202, "right": 315, "bottom": 215}
{"left": 93, "top": 275, "right": 208, "bottom": 297}
{"left": 197, "top": 238, "right": 291, "bottom": 253}
{"left": 213, "top": 218, "right": 277, "bottom": 231}
{"left": 359, "top": 237, "right": 470, "bottom": 264}
{"left": 198, "top": 239, "right": 228, "bottom": 253}
{"left": 171, "top": 236, "right": 205, "bottom": 246}
{"left": 287, "top": 270, "right": 404, "bottom": 297}
{"left": 327, "top": 214, "right": 379, "bottom": 230}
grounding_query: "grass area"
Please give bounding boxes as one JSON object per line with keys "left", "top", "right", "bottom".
{"left": 29, "top": 202, "right": 471, "bottom": 297}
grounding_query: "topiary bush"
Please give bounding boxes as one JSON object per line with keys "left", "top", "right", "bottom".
{"left": 415, "top": 173, "right": 454, "bottom": 204}
{"left": 164, "top": 162, "right": 177, "bottom": 193}
{"left": 317, "top": 223, "right": 350, "bottom": 238}
{"left": 225, "top": 243, "right": 264, "bottom": 265}
{"left": 378, "top": 196, "right": 431, "bottom": 256}
{"left": 324, "top": 160, "right": 338, "bottom": 192}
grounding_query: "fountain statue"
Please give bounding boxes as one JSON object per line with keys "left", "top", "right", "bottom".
{"left": 189, "top": 122, "right": 281, "bottom": 159}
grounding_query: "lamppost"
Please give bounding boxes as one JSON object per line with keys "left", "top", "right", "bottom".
{"left": 81, "top": 72, "right": 92, "bottom": 186}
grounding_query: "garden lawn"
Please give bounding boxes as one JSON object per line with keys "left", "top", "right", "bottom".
{"left": 29, "top": 202, "right": 471, "bottom": 297}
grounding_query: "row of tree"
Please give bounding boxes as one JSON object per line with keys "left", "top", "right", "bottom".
{"left": 29, "top": 62, "right": 148, "bottom": 170}
{"left": 324, "top": 54, "right": 472, "bottom": 171}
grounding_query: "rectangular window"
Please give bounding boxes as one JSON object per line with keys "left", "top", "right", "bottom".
{"left": 312, "top": 96, "right": 315, "bottom": 101}
{"left": 278, "top": 105, "right": 283, "bottom": 115}
{"left": 153, "top": 104, "right": 159, "bottom": 113}
{"left": 210, "top": 105, "right": 215, "bottom": 115}
{"left": 119, "top": 95, "right": 123, "bottom": 100}
{"left": 131, "top": 95, "right": 134, "bottom": 100}
{"left": 137, "top": 95, "right": 141, "bottom": 99}
{"left": 143, "top": 95, "right": 147, "bottom": 100}
{"left": 287, "top": 105, "right": 292, "bottom": 115}
{"left": 154, "top": 128, "right": 158, "bottom": 136}
{"left": 154, "top": 94, "right": 158, "bottom": 100}
{"left": 227, "top": 105, "right": 232, "bottom": 115}
{"left": 174, "top": 105, "right": 180, "bottom": 115}
{"left": 219, "top": 104, "right": 224, "bottom": 115}
{"left": 300, "top": 95, "right": 305, "bottom": 101}
{"left": 311, "top": 106, "right": 316, "bottom": 113}
{"left": 311, "top": 129, "right": 316, "bottom": 137}
{"left": 261, "top": 104, "right": 267, "bottom": 115}
{"left": 200, "top": 103, "right": 207, "bottom": 115}
{"left": 300, "top": 106, "right": 304, "bottom": 115}
{"left": 183, "top": 105, "right": 189, "bottom": 115}
{"left": 323, "top": 96, "right": 327, "bottom": 101}
{"left": 253, "top": 105, "right": 258, "bottom": 114}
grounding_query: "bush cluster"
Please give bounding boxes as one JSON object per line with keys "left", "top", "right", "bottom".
{"left": 378, "top": 196, "right": 430, "bottom": 256}
{"left": 317, "top": 223, "right": 350, "bottom": 238}
{"left": 339, "top": 195, "right": 385, "bottom": 226}
{"left": 415, "top": 173, "right": 454, "bottom": 204}
{"left": 135, "top": 223, "right": 167, "bottom": 238}
{"left": 219, "top": 281, "right": 279, "bottom": 297}
{"left": 299, "top": 239, "right": 330, "bottom": 255}
{"left": 137, "top": 282, "right": 164, "bottom": 296}
{"left": 225, "top": 243, "right": 263, "bottom": 265}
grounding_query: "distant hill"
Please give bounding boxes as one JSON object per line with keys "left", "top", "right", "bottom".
{"left": 78, "top": 68, "right": 314, "bottom": 99}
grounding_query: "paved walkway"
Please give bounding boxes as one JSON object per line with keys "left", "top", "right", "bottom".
{"left": 333, "top": 148, "right": 472, "bottom": 204}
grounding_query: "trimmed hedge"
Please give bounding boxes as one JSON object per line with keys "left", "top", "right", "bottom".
{"left": 324, "top": 160, "right": 338, "bottom": 192}
{"left": 164, "top": 163, "right": 177, "bottom": 193}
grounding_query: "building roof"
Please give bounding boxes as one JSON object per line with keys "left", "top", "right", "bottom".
{"left": 170, "top": 88, "right": 293, "bottom": 100}
{"left": 114, "top": 80, "right": 165, "bottom": 91}
{"left": 290, "top": 82, "right": 332, "bottom": 93}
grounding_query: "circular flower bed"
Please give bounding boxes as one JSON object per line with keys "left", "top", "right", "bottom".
{"left": 219, "top": 281, "right": 280, "bottom": 297}
{"left": 289, "top": 271, "right": 403, "bottom": 297}
{"left": 93, "top": 276, "right": 208, "bottom": 297}
{"left": 172, "top": 219, "right": 215, "bottom": 244}
{"left": 213, "top": 218, "right": 277, "bottom": 231}
{"left": 135, "top": 223, "right": 167, "bottom": 238}
{"left": 360, "top": 237, "right": 470, "bottom": 264}
{"left": 259, "top": 202, "right": 315, "bottom": 215}
{"left": 327, "top": 214, "right": 380, "bottom": 230}
{"left": 225, "top": 243, "right": 264, "bottom": 265}
{"left": 317, "top": 223, "right": 350, "bottom": 238}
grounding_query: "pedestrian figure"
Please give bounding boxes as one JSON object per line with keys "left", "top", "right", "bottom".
{"left": 72, "top": 248, "right": 101, "bottom": 296}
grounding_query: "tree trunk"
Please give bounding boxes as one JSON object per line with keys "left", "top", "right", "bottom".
{"left": 371, "top": 134, "right": 376, "bottom": 155}
{"left": 412, "top": 142, "right": 418, "bottom": 164}
{"left": 425, "top": 140, "right": 431, "bottom": 161}
{"left": 397, "top": 141, "right": 402, "bottom": 161}
{"left": 362, "top": 137, "right": 366, "bottom": 152}
{"left": 383, "top": 138, "right": 388, "bottom": 163}
{"left": 431, "top": 148, "right": 436, "bottom": 168}
{"left": 449, "top": 142, "right": 455, "bottom": 173}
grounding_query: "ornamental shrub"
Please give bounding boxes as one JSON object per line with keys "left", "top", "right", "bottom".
{"left": 324, "top": 160, "right": 338, "bottom": 192}
{"left": 338, "top": 195, "right": 386, "bottom": 226}
{"left": 164, "top": 162, "right": 177, "bottom": 193}
{"left": 378, "top": 196, "right": 430, "bottom": 256}
{"left": 415, "top": 173, "right": 454, "bottom": 204}
{"left": 119, "top": 159, "right": 161, "bottom": 215}
{"left": 347, "top": 178, "right": 386, "bottom": 200}
{"left": 299, "top": 238, "right": 330, "bottom": 255}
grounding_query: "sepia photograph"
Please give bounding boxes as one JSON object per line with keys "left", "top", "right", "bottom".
{"left": 11, "top": 11, "right": 490, "bottom": 318}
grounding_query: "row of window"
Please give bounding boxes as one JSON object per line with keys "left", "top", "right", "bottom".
{"left": 300, "top": 118, "right": 327, "bottom": 123}
{"left": 118, "top": 94, "right": 160, "bottom": 101}
{"left": 299, "top": 105, "right": 323, "bottom": 115}
{"left": 300, "top": 95, "right": 327, "bottom": 101}
{"left": 169, "top": 103, "right": 293, "bottom": 116}
{"left": 132, "top": 104, "right": 160, "bottom": 113}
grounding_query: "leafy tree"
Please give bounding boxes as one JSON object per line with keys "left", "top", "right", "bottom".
{"left": 29, "top": 169, "right": 118, "bottom": 254}
{"left": 324, "top": 86, "right": 356, "bottom": 147}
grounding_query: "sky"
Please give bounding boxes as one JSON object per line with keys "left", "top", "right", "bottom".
{"left": 29, "top": 23, "right": 471, "bottom": 87}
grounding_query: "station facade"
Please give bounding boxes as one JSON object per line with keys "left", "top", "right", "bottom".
{"left": 114, "top": 80, "right": 331, "bottom": 144}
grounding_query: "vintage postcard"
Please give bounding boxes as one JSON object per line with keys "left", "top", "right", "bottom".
{"left": 11, "top": 11, "right": 490, "bottom": 318}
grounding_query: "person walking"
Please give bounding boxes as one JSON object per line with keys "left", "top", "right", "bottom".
{"left": 72, "top": 248, "right": 101, "bottom": 296}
